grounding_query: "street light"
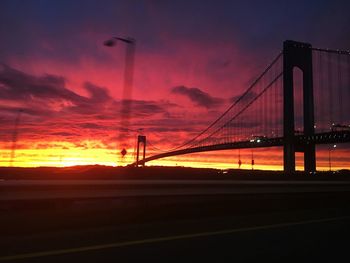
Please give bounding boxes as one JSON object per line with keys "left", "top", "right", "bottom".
{"left": 104, "top": 36, "right": 136, "bottom": 162}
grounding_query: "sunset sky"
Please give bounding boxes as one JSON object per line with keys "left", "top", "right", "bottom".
{"left": 0, "top": 0, "right": 349, "bottom": 169}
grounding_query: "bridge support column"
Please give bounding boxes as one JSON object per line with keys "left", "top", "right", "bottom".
{"left": 283, "top": 40, "right": 316, "bottom": 174}
{"left": 136, "top": 135, "right": 146, "bottom": 167}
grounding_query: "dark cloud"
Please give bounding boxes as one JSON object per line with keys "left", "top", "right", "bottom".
{"left": 78, "top": 123, "right": 104, "bottom": 129}
{"left": 0, "top": 105, "right": 50, "bottom": 118}
{"left": 137, "top": 117, "right": 206, "bottom": 132}
{"left": 171, "top": 86, "right": 224, "bottom": 109}
{"left": 50, "top": 132, "right": 77, "bottom": 137}
{"left": 129, "top": 100, "right": 170, "bottom": 117}
{"left": 0, "top": 64, "right": 183, "bottom": 144}
{"left": 84, "top": 82, "right": 111, "bottom": 104}
{"left": 0, "top": 64, "right": 81, "bottom": 102}
{"left": 0, "top": 65, "right": 174, "bottom": 119}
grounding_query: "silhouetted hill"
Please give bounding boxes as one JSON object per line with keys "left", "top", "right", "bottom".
{"left": 0, "top": 165, "right": 349, "bottom": 180}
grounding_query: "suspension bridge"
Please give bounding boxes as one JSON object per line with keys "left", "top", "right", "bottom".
{"left": 133, "top": 40, "right": 350, "bottom": 173}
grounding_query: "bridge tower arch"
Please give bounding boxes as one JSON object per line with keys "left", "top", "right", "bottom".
{"left": 283, "top": 40, "right": 316, "bottom": 174}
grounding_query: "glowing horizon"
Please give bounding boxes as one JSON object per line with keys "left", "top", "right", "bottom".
{"left": 1, "top": 142, "right": 349, "bottom": 171}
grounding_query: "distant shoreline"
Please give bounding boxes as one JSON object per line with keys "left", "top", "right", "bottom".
{"left": 0, "top": 165, "right": 349, "bottom": 181}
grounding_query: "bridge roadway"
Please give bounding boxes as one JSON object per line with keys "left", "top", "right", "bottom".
{"left": 137, "top": 130, "right": 350, "bottom": 165}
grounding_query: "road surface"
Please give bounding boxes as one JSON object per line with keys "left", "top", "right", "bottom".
{"left": 1, "top": 179, "right": 350, "bottom": 262}
{"left": 1, "top": 212, "right": 349, "bottom": 262}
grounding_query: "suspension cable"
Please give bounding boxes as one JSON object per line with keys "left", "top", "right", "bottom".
{"left": 195, "top": 72, "right": 283, "bottom": 146}
{"left": 312, "top": 47, "right": 350, "bottom": 55}
{"left": 174, "top": 51, "right": 283, "bottom": 149}
{"left": 143, "top": 51, "right": 284, "bottom": 153}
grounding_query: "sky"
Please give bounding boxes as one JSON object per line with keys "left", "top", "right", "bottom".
{"left": 0, "top": 0, "right": 349, "bottom": 169}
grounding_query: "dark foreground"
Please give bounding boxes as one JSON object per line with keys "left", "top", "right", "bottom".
{"left": 2, "top": 212, "right": 349, "bottom": 262}
{"left": 1, "top": 166, "right": 350, "bottom": 262}
{"left": 1, "top": 188, "right": 350, "bottom": 262}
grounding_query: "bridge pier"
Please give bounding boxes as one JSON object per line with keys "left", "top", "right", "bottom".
{"left": 283, "top": 40, "right": 316, "bottom": 174}
{"left": 304, "top": 144, "right": 316, "bottom": 172}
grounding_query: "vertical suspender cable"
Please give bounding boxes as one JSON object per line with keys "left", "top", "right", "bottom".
{"left": 337, "top": 52, "right": 343, "bottom": 125}
{"left": 273, "top": 63, "right": 277, "bottom": 136}
{"left": 318, "top": 51, "right": 325, "bottom": 131}
{"left": 257, "top": 76, "right": 267, "bottom": 135}
{"left": 328, "top": 51, "right": 333, "bottom": 128}
{"left": 348, "top": 54, "right": 350, "bottom": 120}
{"left": 266, "top": 69, "right": 269, "bottom": 136}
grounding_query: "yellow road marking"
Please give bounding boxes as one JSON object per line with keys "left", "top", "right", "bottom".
{"left": 1, "top": 215, "right": 349, "bottom": 261}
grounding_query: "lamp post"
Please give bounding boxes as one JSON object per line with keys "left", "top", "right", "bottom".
{"left": 9, "top": 109, "right": 23, "bottom": 166}
{"left": 238, "top": 149, "right": 242, "bottom": 169}
{"left": 104, "top": 37, "right": 136, "bottom": 162}
{"left": 328, "top": 144, "right": 337, "bottom": 171}
{"left": 104, "top": 37, "right": 136, "bottom": 104}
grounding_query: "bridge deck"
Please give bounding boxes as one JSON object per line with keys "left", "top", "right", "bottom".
{"left": 135, "top": 131, "right": 350, "bottom": 165}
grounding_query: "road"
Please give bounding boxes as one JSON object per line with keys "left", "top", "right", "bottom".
{"left": 1, "top": 180, "right": 350, "bottom": 262}
{"left": 1, "top": 212, "right": 349, "bottom": 262}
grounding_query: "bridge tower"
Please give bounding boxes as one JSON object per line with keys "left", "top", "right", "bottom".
{"left": 136, "top": 135, "right": 146, "bottom": 167}
{"left": 283, "top": 40, "right": 316, "bottom": 174}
